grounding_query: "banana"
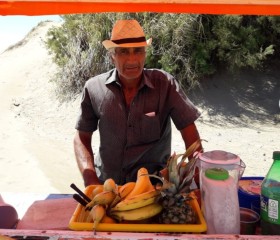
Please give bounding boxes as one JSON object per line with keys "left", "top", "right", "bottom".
{"left": 109, "top": 194, "right": 122, "bottom": 208}
{"left": 111, "top": 189, "right": 160, "bottom": 211}
{"left": 90, "top": 204, "right": 106, "bottom": 233}
{"left": 78, "top": 207, "right": 89, "bottom": 222}
{"left": 118, "top": 181, "right": 136, "bottom": 199}
{"left": 125, "top": 168, "right": 155, "bottom": 199}
{"left": 86, "top": 190, "right": 116, "bottom": 210}
{"left": 103, "top": 178, "right": 118, "bottom": 194}
{"left": 110, "top": 203, "right": 163, "bottom": 222}
{"left": 100, "top": 214, "right": 117, "bottom": 223}
{"left": 108, "top": 182, "right": 137, "bottom": 208}
{"left": 91, "top": 185, "right": 104, "bottom": 199}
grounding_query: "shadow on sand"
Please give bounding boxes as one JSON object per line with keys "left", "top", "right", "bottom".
{"left": 190, "top": 66, "right": 280, "bottom": 128}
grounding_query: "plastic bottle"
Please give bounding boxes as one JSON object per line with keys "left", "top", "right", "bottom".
{"left": 260, "top": 151, "right": 280, "bottom": 235}
{"left": 201, "top": 168, "right": 240, "bottom": 234}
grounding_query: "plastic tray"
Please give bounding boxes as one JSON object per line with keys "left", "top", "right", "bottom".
{"left": 69, "top": 185, "right": 207, "bottom": 233}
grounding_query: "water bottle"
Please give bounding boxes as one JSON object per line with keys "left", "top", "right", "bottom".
{"left": 260, "top": 151, "right": 280, "bottom": 235}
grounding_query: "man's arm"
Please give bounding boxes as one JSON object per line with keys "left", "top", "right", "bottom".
{"left": 74, "top": 130, "right": 100, "bottom": 187}
{"left": 180, "top": 122, "right": 203, "bottom": 157}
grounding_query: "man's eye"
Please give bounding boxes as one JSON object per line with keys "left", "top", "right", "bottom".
{"left": 134, "top": 48, "right": 145, "bottom": 54}
{"left": 119, "top": 49, "right": 128, "bottom": 55}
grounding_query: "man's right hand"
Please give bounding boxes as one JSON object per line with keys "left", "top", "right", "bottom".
{"left": 83, "top": 169, "right": 100, "bottom": 187}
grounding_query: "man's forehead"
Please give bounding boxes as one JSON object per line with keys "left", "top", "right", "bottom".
{"left": 116, "top": 47, "right": 145, "bottom": 50}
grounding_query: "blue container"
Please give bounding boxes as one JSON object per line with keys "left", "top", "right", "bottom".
{"left": 238, "top": 176, "right": 264, "bottom": 215}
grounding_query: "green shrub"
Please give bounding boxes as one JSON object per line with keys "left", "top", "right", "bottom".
{"left": 46, "top": 14, "right": 116, "bottom": 100}
{"left": 212, "top": 15, "right": 274, "bottom": 71}
{"left": 46, "top": 14, "right": 280, "bottom": 101}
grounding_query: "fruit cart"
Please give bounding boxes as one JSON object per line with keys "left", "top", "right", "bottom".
{"left": 0, "top": 176, "right": 275, "bottom": 240}
{"left": 0, "top": 189, "right": 274, "bottom": 240}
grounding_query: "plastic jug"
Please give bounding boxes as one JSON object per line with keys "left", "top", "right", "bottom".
{"left": 197, "top": 150, "right": 246, "bottom": 185}
{"left": 196, "top": 150, "right": 246, "bottom": 234}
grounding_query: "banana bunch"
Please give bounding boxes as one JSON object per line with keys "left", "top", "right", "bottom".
{"left": 83, "top": 178, "right": 118, "bottom": 232}
{"left": 108, "top": 168, "right": 163, "bottom": 222}
{"left": 85, "top": 178, "right": 118, "bottom": 210}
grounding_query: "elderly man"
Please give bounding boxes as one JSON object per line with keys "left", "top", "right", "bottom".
{"left": 74, "top": 19, "right": 202, "bottom": 186}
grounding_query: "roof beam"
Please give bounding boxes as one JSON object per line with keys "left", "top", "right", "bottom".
{"left": 1, "top": 0, "right": 280, "bottom": 16}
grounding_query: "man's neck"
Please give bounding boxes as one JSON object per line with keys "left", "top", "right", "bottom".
{"left": 119, "top": 76, "right": 142, "bottom": 91}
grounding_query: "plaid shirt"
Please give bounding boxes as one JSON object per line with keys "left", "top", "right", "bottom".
{"left": 75, "top": 68, "right": 200, "bottom": 184}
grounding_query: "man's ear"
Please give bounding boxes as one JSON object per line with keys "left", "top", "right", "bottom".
{"left": 110, "top": 53, "right": 115, "bottom": 64}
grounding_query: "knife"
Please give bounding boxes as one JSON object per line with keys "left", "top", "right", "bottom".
{"left": 70, "top": 183, "right": 92, "bottom": 203}
{"left": 73, "top": 194, "right": 88, "bottom": 207}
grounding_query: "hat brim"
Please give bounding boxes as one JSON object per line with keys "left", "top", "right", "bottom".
{"left": 102, "top": 38, "right": 152, "bottom": 50}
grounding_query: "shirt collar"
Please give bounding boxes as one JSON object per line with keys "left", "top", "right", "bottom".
{"left": 105, "top": 68, "right": 155, "bottom": 89}
{"left": 105, "top": 69, "right": 118, "bottom": 85}
{"left": 142, "top": 69, "right": 155, "bottom": 89}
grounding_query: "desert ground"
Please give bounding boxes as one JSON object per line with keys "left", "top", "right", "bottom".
{"left": 0, "top": 21, "right": 279, "bottom": 194}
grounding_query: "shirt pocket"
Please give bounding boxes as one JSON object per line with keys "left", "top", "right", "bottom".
{"left": 140, "top": 114, "right": 160, "bottom": 143}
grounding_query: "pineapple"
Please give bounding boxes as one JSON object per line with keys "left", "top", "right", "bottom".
{"left": 159, "top": 192, "right": 196, "bottom": 224}
{"left": 156, "top": 139, "right": 202, "bottom": 224}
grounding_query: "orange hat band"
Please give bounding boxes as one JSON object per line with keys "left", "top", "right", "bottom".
{"left": 112, "top": 37, "right": 146, "bottom": 45}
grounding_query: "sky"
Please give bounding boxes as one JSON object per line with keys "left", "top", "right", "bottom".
{"left": 0, "top": 15, "right": 62, "bottom": 53}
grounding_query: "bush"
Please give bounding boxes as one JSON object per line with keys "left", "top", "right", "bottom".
{"left": 211, "top": 15, "right": 274, "bottom": 71}
{"left": 46, "top": 14, "right": 280, "bottom": 100}
{"left": 46, "top": 14, "right": 116, "bottom": 100}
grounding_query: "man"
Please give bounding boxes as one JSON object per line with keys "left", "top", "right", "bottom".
{"left": 74, "top": 19, "right": 202, "bottom": 187}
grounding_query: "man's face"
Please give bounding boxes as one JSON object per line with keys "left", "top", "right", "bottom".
{"left": 111, "top": 47, "right": 146, "bottom": 82}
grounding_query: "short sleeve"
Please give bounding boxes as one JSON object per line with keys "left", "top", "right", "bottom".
{"left": 75, "top": 85, "right": 98, "bottom": 132}
{"left": 168, "top": 78, "right": 200, "bottom": 130}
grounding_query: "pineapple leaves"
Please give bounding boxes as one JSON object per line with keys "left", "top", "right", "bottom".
{"left": 178, "top": 157, "right": 197, "bottom": 192}
{"left": 144, "top": 173, "right": 177, "bottom": 194}
{"left": 168, "top": 152, "right": 183, "bottom": 189}
{"left": 177, "top": 139, "right": 202, "bottom": 192}
{"left": 158, "top": 139, "right": 203, "bottom": 194}
{"left": 178, "top": 139, "right": 202, "bottom": 168}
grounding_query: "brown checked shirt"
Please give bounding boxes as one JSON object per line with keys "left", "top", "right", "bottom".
{"left": 75, "top": 68, "right": 200, "bottom": 184}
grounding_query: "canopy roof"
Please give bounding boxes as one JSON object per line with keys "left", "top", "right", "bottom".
{"left": 1, "top": 0, "right": 280, "bottom": 16}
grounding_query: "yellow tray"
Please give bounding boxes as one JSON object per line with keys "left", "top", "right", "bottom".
{"left": 69, "top": 185, "right": 207, "bottom": 233}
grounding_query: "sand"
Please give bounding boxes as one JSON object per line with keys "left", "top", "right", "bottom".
{"left": 0, "top": 21, "right": 279, "bottom": 194}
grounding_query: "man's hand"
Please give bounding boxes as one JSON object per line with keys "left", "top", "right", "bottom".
{"left": 83, "top": 169, "right": 100, "bottom": 186}
{"left": 180, "top": 123, "right": 203, "bottom": 158}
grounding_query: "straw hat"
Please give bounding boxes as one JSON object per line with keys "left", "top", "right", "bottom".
{"left": 102, "top": 19, "right": 152, "bottom": 50}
